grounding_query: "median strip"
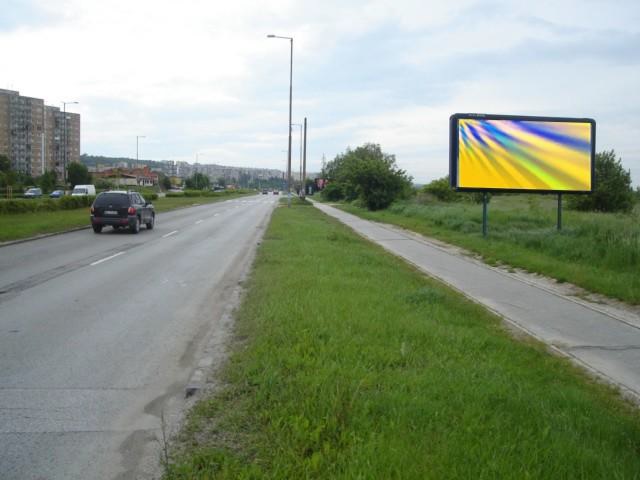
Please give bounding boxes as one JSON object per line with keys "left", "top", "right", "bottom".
{"left": 162, "top": 230, "right": 179, "bottom": 238}
{"left": 90, "top": 251, "right": 125, "bottom": 266}
{"left": 166, "top": 202, "right": 640, "bottom": 478}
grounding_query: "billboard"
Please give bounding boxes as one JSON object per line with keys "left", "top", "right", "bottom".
{"left": 449, "top": 114, "right": 595, "bottom": 193}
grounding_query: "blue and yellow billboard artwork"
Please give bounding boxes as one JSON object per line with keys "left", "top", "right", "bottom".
{"left": 450, "top": 114, "right": 595, "bottom": 192}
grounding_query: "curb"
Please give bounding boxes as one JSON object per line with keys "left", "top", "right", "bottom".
{"left": 184, "top": 262, "right": 245, "bottom": 398}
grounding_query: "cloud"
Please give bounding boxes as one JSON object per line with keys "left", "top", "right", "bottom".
{"left": 1, "top": 0, "right": 639, "bottom": 184}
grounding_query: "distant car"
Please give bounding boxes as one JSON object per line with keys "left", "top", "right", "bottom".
{"left": 49, "top": 190, "right": 64, "bottom": 198}
{"left": 90, "top": 191, "right": 155, "bottom": 234}
{"left": 262, "top": 189, "right": 268, "bottom": 194}
{"left": 273, "top": 190, "right": 279, "bottom": 195}
{"left": 24, "top": 188, "right": 42, "bottom": 198}
{"left": 72, "top": 184, "right": 96, "bottom": 196}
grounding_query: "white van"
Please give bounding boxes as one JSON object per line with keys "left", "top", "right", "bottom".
{"left": 71, "top": 184, "right": 96, "bottom": 196}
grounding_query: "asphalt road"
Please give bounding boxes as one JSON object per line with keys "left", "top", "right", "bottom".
{"left": 0, "top": 194, "right": 278, "bottom": 480}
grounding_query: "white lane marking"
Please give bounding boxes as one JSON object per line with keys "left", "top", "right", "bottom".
{"left": 214, "top": 213, "right": 220, "bottom": 217}
{"left": 162, "top": 230, "right": 179, "bottom": 238}
{"left": 91, "top": 251, "right": 125, "bottom": 266}
{"left": 195, "top": 220, "right": 203, "bottom": 224}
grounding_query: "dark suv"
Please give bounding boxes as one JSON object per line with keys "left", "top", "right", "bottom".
{"left": 90, "top": 191, "right": 155, "bottom": 234}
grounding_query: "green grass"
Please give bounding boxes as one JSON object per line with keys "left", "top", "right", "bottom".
{"left": 336, "top": 195, "right": 640, "bottom": 304}
{"left": 0, "top": 192, "right": 252, "bottom": 242}
{"left": 165, "top": 201, "right": 640, "bottom": 479}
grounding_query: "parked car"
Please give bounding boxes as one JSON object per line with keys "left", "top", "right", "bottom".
{"left": 24, "top": 187, "right": 42, "bottom": 198}
{"left": 90, "top": 191, "right": 155, "bottom": 234}
{"left": 72, "top": 184, "right": 96, "bottom": 196}
{"left": 49, "top": 190, "right": 64, "bottom": 198}
{"left": 262, "top": 189, "right": 268, "bottom": 194}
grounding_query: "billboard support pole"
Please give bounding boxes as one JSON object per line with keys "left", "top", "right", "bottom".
{"left": 482, "top": 192, "right": 488, "bottom": 237}
{"left": 557, "top": 193, "right": 562, "bottom": 231}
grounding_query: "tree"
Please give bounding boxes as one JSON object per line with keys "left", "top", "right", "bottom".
{"left": 185, "top": 172, "right": 210, "bottom": 190}
{"left": 322, "top": 143, "right": 412, "bottom": 210}
{"left": 567, "top": 150, "right": 634, "bottom": 213}
{"left": 0, "top": 154, "right": 10, "bottom": 173}
{"left": 67, "top": 162, "right": 92, "bottom": 187}
{"left": 37, "top": 170, "right": 57, "bottom": 193}
{"left": 161, "top": 174, "right": 172, "bottom": 191}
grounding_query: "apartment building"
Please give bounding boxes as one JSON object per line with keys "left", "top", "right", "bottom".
{"left": 44, "top": 105, "right": 80, "bottom": 181}
{"left": 0, "top": 89, "right": 80, "bottom": 180}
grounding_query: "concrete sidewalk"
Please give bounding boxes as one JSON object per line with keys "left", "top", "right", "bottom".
{"left": 312, "top": 201, "right": 640, "bottom": 402}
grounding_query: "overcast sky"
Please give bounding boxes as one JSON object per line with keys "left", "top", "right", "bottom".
{"left": 2, "top": 0, "right": 639, "bottom": 184}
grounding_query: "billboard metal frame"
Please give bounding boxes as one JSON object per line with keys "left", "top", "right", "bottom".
{"left": 449, "top": 113, "right": 596, "bottom": 194}
{"left": 449, "top": 113, "right": 596, "bottom": 236}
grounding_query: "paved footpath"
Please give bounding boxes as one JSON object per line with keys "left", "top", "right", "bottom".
{"left": 312, "top": 201, "right": 640, "bottom": 402}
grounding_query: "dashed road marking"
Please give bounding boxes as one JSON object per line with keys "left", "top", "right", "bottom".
{"left": 195, "top": 220, "right": 203, "bottom": 224}
{"left": 91, "top": 251, "right": 125, "bottom": 266}
{"left": 162, "top": 230, "right": 179, "bottom": 238}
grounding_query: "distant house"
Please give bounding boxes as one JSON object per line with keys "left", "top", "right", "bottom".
{"left": 130, "top": 167, "right": 159, "bottom": 187}
{"left": 93, "top": 166, "right": 159, "bottom": 187}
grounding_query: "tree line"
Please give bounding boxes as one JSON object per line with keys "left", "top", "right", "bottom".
{"left": 320, "top": 145, "right": 636, "bottom": 214}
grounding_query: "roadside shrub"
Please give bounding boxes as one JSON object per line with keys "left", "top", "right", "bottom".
{"left": 95, "top": 178, "right": 114, "bottom": 190}
{"left": 59, "top": 195, "right": 95, "bottom": 210}
{"left": 323, "top": 143, "right": 412, "bottom": 210}
{"left": 321, "top": 183, "right": 344, "bottom": 201}
{"left": 0, "top": 195, "right": 96, "bottom": 215}
{"left": 422, "top": 176, "right": 459, "bottom": 202}
{"left": 461, "top": 191, "right": 491, "bottom": 204}
{"left": 421, "top": 176, "right": 490, "bottom": 204}
{"left": 35, "top": 199, "right": 59, "bottom": 212}
{"left": 0, "top": 200, "right": 37, "bottom": 214}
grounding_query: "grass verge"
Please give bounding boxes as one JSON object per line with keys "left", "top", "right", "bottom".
{"left": 336, "top": 195, "right": 640, "bottom": 304}
{"left": 0, "top": 192, "right": 253, "bottom": 242}
{"left": 165, "top": 201, "right": 640, "bottom": 479}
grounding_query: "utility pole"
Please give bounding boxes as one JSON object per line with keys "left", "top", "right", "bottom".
{"left": 267, "top": 34, "right": 293, "bottom": 207}
{"left": 302, "top": 117, "right": 307, "bottom": 199}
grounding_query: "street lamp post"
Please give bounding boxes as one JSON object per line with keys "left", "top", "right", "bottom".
{"left": 195, "top": 152, "right": 204, "bottom": 190}
{"left": 136, "top": 135, "right": 146, "bottom": 187}
{"left": 62, "top": 101, "right": 78, "bottom": 186}
{"left": 267, "top": 34, "right": 293, "bottom": 207}
{"left": 136, "top": 135, "right": 146, "bottom": 169}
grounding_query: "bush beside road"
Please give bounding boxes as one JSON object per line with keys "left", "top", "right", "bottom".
{"left": 165, "top": 201, "right": 640, "bottom": 479}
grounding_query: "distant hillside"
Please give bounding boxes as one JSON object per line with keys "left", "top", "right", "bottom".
{"left": 80, "top": 154, "right": 167, "bottom": 169}
{"left": 80, "top": 154, "right": 287, "bottom": 186}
